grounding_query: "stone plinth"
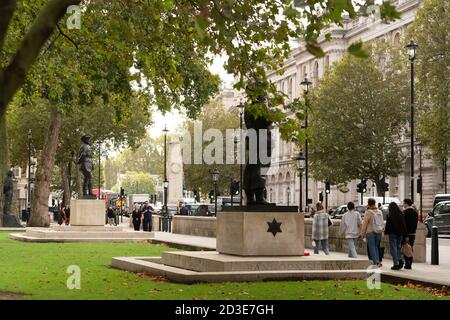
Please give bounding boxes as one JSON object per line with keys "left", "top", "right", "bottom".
{"left": 216, "top": 211, "right": 304, "bottom": 256}
{"left": 112, "top": 252, "right": 371, "bottom": 284}
{"left": 172, "top": 216, "right": 216, "bottom": 237}
{"left": 70, "top": 199, "right": 105, "bottom": 226}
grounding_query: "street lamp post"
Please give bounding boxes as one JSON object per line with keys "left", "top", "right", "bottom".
{"left": 238, "top": 102, "right": 244, "bottom": 207}
{"left": 418, "top": 142, "right": 424, "bottom": 222}
{"left": 163, "top": 125, "right": 169, "bottom": 217}
{"left": 98, "top": 140, "right": 102, "bottom": 200}
{"left": 293, "top": 152, "right": 306, "bottom": 213}
{"left": 211, "top": 168, "right": 220, "bottom": 216}
{"left": 27, "top": 129, "right": 32, "bottom": 209}
{"left": 406, "top": 40, "right": 418, "bottom": 202}
{"left": 301, "top": 78, "right": 312, "bottom": 211}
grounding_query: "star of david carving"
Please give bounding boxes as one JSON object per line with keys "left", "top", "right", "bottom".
{"left": 267, "top": 218, "right": 282, "bottom": 237}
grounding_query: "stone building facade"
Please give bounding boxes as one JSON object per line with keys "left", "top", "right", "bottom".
{"left": 264, "top": 0, "right": 449, "bottom": 212}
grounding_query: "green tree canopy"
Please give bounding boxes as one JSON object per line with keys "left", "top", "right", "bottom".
{"left": 118, "top": 171, "right": 156, "bottom": 195}
{"left": 183, "top": 101, "right": 239, "bottom": 195}
{"left": 409, "top": 0, "right": 450, "bottom": 165}
{"left": 308, "top": 47, "right": 408, "bottom": 193}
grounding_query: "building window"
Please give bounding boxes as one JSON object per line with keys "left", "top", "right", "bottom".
{"left": 288, "top": 78, "right": 293, "bottom": 97}
{"left": 325, "top": 55, "right": 330, "bottom": 69}
{"left": 313, "top": 61, "right": 319, "bottom": 86}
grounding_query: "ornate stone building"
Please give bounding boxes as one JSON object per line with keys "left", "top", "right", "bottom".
{"left": 264, "top": 0, "right": 449, "bottom": 211}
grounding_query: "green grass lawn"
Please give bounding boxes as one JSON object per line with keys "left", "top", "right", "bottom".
{"left": 0, "top": 231, "right": 448, "bottom": 300}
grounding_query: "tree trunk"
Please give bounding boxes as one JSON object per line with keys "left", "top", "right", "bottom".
{"left": 61, "top": 162, "right": 70, "bottom": 207}
{"left": 75, "top": 160, "right": 82, "bottom": 197}
{"left": 28, "top": 110, "right": 62, "bottom": 227}
{"left": 0, "top": 109, "right": 9, "bottom": 218}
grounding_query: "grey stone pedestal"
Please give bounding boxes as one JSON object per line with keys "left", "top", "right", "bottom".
{"left": 70, "top": 199, "right": 105, "bottom": 226}
{"left": 216, "top": 211, "right": 305, "bottom": 256}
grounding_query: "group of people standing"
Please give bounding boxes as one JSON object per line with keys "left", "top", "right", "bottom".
{"left": 131, "top": 201, "right": 154, "bottom": 231}
{"left": 312, "top": 198, "right": 419, "bottom": 270}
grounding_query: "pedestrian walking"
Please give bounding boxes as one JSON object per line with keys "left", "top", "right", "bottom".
{"left": 312, "top": 202, "right": 332, "bottom": 255}
{"left": 106, "top": 206, "right": 116, "bottom": 226}
{"left": 141, "top": 201, "right": 153, "bottom": 232}
{"left": 403, "top": 198, "right": 418, "bottom": 269}
{"left": 360, "top": 198, "right": 385, "bottom": 267}
{"left": 64, "top": 205, "right": 70, "bottom": 225}
{"left": 384, "top": 202, "right": 407, "bottom": 270}
{"left": 339, "top": 202, "right": 362, "bottom": 258}
{"left": 131, "top": 203, "right": 141, "bottom": 231}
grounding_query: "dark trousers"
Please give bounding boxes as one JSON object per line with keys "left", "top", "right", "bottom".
{"left": 404, "top": 235, "right": 416, "bottom": 268}
{"left": 133, "top": 221, "right": 141, "bottom": 231}
{"left": 143, "top": 219, "right": 151, "bottom": 232}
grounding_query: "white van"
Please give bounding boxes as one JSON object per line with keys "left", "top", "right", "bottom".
{"left": 362, "top": 196, "right": 401, "bottom": 206}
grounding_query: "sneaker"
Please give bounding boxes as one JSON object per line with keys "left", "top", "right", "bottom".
{"left": 391, "top": 265, "right": 401, "bottom": 270}
{"left": 405, "top": 265, "right": 412, "bottom": 269}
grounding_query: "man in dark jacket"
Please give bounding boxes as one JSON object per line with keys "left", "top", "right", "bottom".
{"left": 141, "top": 201, "right": 153, "bottom": 232}
{"left": 403, "top": 198, "right": 418, "bottom": 269}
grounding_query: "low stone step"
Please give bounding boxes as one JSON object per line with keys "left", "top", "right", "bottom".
{"left": 161, "top": 251, "right": 371, "bottom": 272}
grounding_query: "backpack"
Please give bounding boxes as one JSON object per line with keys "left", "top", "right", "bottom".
{"left": 372, "top": 210, "right": 385, "bottom": 233}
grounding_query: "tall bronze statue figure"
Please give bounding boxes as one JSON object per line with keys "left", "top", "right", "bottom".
{"left": 3, "top": 170, "right": 14, "bottom": 215}
{"left": 243, "top": 105, "right": 273, "bottom": 205}
{"left": 77, "top": 135, "right": 94, "bottom": 197}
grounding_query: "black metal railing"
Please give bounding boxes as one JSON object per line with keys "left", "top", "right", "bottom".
{"left": 159, "top": 216, "right": 172, "bottom": 232}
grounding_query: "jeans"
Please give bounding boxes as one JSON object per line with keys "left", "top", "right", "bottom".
{"left": 389, "top": 234, "right": 403, "bottom": 265}
{"left": 404, "top": 235, "right": 416, "bottom": 268}
{"left": 366, "top": 232, "right": 382, "bottom": 265}
{"left": 313, "top": 239, "right": 330, "bottom": 255}
{"left": 347, "top": 238, "right": 358, "bottom": 258}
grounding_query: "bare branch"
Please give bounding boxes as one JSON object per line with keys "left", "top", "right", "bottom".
{"left": 0, "top": 0, "right": 82, "bottom": 111}
{"left": 57, "top": 23, "right": 79, "bottom": 49}
{"left": 0, "top": 0, "right": 17, "bottom": 51}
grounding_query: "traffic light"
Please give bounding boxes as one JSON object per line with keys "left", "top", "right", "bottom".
{"left": 417, "top": 176, "right": 422, "bottom": 194}
{"left": 357, "top": 180, "right": 367, "bottom": 193}
{"left": 230, "top": 180, "right": 240, "bottom": 195}
{"left": 319, "top": 191, "right": 324, "bottom": 202}
{"left": 120, "top": 187, "right": 125, "bottom": 197}
{"left": 379, "top": 179, "right": 389, "bottom": 193}
{"left": 208, "top": 190, "right": 214, "bottom": 200}
{"left": 325, "top": 180, "right": 331, "bottom": 194}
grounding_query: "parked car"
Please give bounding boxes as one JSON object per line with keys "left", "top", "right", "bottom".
{"left": 432, "top": 194, "right": 450, "bottom": 208}
{"left": 331, "top": 205, "right": 366, "bottom": 219}
{"left": 424, "top": 200, "right": 450, "bottom": 237}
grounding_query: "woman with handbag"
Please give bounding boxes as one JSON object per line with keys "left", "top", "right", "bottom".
{"left": 384, "top": 202, "right": 407, "bottom": 270}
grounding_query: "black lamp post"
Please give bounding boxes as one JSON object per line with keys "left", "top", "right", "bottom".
{"left": 211, "top": 167, "right": 220, "bottom": 216}
{"left": 301, "top": 77, "right": 312, "bottom": 211}
{"left": 418, "top": 142, "right": 424, "bottom": 222}
{"left": 27, "top": 129, "right": 32, "bottom": 209}
{"left": 97, "top": 140, "right": 102, "bottom": 200}
{"left": 238, "top": 101, "right": 244, "bottom": 207}
{"left": 293, "top": 152, "right": 306, "bottom": 213}
{"left": 163, "top": 125, "right": 169, "bottom": 216}
{"left": 406, "top": 39, "right": 418, "bottom": 202}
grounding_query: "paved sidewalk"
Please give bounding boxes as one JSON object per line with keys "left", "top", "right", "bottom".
{"left": 151, "top": 232, "right": 450, "bottom": 287}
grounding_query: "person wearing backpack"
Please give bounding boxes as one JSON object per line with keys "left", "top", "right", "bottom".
{"left": 360, "top": 198, "right": 384, "bottom": 267}
{"left": 384, "top": 202, "right": 407, "bottom": 270}
{"left": 403, "top": 198, "right": 418, "bottom": 269}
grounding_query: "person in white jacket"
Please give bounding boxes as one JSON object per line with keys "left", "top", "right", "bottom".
{"left": 339, "top": 202, "right": 362, "bottom": 258}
